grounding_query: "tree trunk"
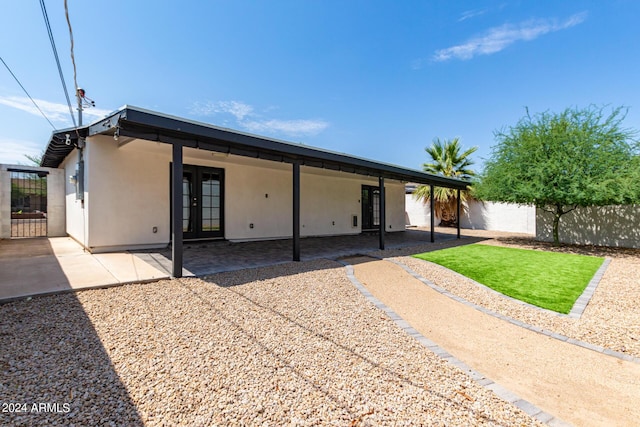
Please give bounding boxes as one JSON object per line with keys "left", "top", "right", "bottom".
{"left": 552, "top": 215, "right": 560, "bottom": 245}
{"left": 552, "top": 204, "right": 563, "bottom": 245}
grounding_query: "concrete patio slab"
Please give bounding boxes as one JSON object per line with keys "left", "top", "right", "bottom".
{"left": 1, "top": 229, "right": 471, "bottom": 301}
{"left": 0, "top": 237, "right": 169, "bottom": 302}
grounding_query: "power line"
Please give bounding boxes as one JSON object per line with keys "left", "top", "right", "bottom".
{"left": 0, "top": 55, "right": 56, "bottom": 129}
{"left": 39, "top": 0, "right": 78, "bottom": 132}
{"left": 64, "top": 0, "right": 94, "bottom": 126}
{"left": 64, "top": 0, "right": 79, "bottom": 99}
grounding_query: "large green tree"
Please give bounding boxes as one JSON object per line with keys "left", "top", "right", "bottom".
{"left": 414, "top": 137, "right": 477, "bottom": 226}
{"left": 476, "top": 106, "right": 640, "bottom": 244}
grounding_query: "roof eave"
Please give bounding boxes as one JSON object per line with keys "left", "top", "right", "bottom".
{"left": 41, "top": 105, "right": 470, "bottom": 189}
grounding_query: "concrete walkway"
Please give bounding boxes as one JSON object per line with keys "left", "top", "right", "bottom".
{"left": 0, "top": 237, "right": 169, "bottom": 302}
{"left": 346, "top": 256, "right": 640, "bottom": 427}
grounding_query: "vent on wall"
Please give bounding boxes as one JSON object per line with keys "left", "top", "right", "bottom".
{"left": 352, "top": 215, "right": 358, "bottom": 228}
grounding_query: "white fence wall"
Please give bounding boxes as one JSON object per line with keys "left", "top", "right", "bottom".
{"left": 462, "top": 200, "right": 536, "bottom": 234}
{"left": 537, "top": 205, "right": 640, "bottom": 248}
{"left": 404, "top": 194, "right": 440, "bottom": 227}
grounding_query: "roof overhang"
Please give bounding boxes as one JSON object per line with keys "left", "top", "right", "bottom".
{"left": 42, "top": 105, "right": 470, "bottom": 189}
{"left": 41, "top": 126, "right": 88, "bottom": 168}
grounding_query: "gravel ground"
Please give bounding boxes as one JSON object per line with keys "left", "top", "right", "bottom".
{"left": 0, "top": 259, "right": 540, "bottom": 426}
{"left": 376, "top": 230, "right": 640, "bottom": 359}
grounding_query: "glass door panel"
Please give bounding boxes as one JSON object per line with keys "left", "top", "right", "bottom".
{"left": 361, "top": 185, "right": 380, "bottom": 230}
{"left": 182, "top": 171, "right": 194, "bottom": 234}
{"left": 201, "top": 172, "right": 221, "bottom": 232}
{"left": 180, "top": 165, "right": 224, "bottom": 239}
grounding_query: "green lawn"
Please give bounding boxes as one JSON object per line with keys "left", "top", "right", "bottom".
{"left": 413, "top": 244, "right": 605, "bottom": 314}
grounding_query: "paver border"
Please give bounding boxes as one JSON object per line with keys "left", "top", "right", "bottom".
{"left": 568, "top": 258, "right": 610, "bottom": 318}
{"left": 338, "top": 259, "right": 570, "bottom": 427}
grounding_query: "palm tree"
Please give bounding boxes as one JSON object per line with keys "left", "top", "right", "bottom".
{"left": 413, "top": 137, "right": 477, "bottom": 227}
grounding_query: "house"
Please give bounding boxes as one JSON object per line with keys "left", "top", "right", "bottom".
{"left": 41, "top": 106, "right": 469, "bottom": 277}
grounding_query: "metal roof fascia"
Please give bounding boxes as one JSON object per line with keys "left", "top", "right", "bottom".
{"left": 41, "top": 126, "right": 89, "bottom": 167}
{"left": 88, "top": 109, "right": 128, "bottom": 136}
{"left": 51, "top": 105, "right": 470, "bottom": 189}
{"left": 120, "top": 107, "right": 470, "bottom": 188}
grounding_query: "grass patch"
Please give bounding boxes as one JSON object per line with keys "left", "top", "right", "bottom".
{"left": 413, "top": 244, "right": 604, "bottom": 314}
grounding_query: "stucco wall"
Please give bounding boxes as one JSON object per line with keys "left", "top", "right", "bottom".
{"left": 384, "top": 183, "right": 406, "bottom": 232}
{"left": 72, "top": 137, "right": 406, "bottom": 251}
{"left": 405, "top": 193, "right": 535, "bottom": 234}
{"left": 0, "top": 164, "right": 65, "bottom": 239}
{"left": 84, "top": 136, "right": 170, "bottom": 251}
{"left": 404, "top": 194, "right": 441, "bottom": 227}
{"left": 45, "top": 168, "right": 65, "bottom": 237}
{"left": 61, "top": 150, "right": 87, "bottom": 245}
{"left": 462, "top": 200, "right": 535, "bottom": 234}
{"left": 219, "top": 158, "right": 292, "bottom": 240}
{"left": 536, "top": 205, "right": 640, "bottom": 248}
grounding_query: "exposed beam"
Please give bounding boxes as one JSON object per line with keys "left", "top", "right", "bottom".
{"left": 379, "top": 176, "right": 385, "bottom": 250}
{"left": 171, "top": 143, "right": 184, "bottom": 278}
{"left": 293, "top": 162, "right": 301, "bottom": 261}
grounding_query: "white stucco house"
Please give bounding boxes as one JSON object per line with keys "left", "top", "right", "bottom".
{"left": 41, "top": 106, "right": 468, "bottom": 276}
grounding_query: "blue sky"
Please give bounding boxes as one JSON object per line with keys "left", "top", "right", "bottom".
{"left": 1, "top": 1, "right": 639, "bottom": 172}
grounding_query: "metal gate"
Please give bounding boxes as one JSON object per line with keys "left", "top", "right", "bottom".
{"left": 10, "top": 169, "right": 48, "bottom": 238}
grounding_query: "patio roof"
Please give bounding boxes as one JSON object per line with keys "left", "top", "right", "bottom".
{"left": 42, "top": 105, "right": 469, "bottom": 190}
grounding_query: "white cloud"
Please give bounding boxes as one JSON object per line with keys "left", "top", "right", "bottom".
{"left": 190, "top": 100, "right": 254, "bottom": 120}
{"left": 0, "top": 95, "right": 112, "bottom": 126}
{"left": 242, "top": 119, "right": 329, "bottom": 137}
{"left": 190, "top": 99, "right": 329, "bottom": 137}
{"left": 458, "top": 8, "right": 487, "bottom": 22}
{"left": 433, "top": 11, "right": 588, "bottom": 62}
{"left": 0, "top": 137, "right": 45, "bottom": 165}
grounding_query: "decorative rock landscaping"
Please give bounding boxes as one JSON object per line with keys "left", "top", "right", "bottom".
{"left": 0, "top": 259, "right": 539, "bottom": 426}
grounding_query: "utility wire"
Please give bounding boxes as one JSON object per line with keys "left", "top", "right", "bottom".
{"left": 39, "top": 0, "right": 78, "bottom": 134}
{"left": 0, "top": 55, "right": 56, "bottom": 129}
{"left": 64, "top": 0, "right": 79, "bottom": 105}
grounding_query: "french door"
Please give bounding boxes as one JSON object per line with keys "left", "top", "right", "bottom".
{"left": 361, "top": 185, "right": 380, "bottom": 230}
{"left": 182, "top": 165, "right": 224, "bottom": 239}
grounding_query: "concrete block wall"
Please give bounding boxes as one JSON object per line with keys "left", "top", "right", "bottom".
{"left": 537, "top": 205, "right": 640, "bottom": 248}
{"left": 0, "top": 168, "right": 9, "bottom": 238}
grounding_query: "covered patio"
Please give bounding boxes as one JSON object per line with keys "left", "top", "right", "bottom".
{"left": 133, "top": 228, "right": 472, "bottom": 277}
{"left": 42, "top": 106, "right": 470, "bottom": 278}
